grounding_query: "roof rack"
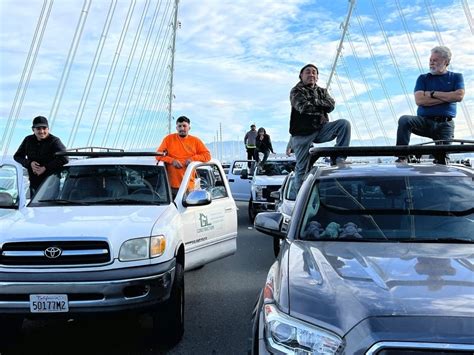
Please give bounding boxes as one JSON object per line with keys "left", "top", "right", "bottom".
{"left": 57, "top": 147, "right": 166, "bottom": 158}
{"left": 65, "top": 146, "right": 125, "bottom": 153}
{"left": 307, "top": 140, "right": 474, "bottom": 170}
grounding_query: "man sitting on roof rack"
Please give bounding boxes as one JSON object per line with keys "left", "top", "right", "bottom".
{"left": 289, "top": 63, "right": 351, "bottom": 194}
{"left": 396, "top": 46, "right": 465, "bottom": 163}
{"left": 156, "top": 116, "right": 211, "bottom": 198}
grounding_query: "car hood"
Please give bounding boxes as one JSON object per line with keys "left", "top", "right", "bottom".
{"left": 0, "top": 205, "right": 170, "bottom": 241}
{"left": 287, "top": 241, "right": 474, "bottom": 334}
{"left": 253, "top": 175, "right": 286, "bottom": 186}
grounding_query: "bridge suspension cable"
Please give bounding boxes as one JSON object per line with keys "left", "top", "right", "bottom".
{"left": 123, "top": 0, "right": 173, "bottom": 149}
{"left": 86, "top": 0, "right": 136, "bottom": 147}
{"left": 68, "top": 0, "right": 118, "bottom": 148}
{"left": 129, "top": 2, "right": 174, "bottom": 149}
{"left": 424, "top": 0, "right": 473, "bottom": 137}
{"left": 1, "top": 0, "right": 53, "bottom": 158}
{"left": 333, "top": 71, "right": 362, "bottom": 143}
{"left": 101, "top": 0, "right": 151, "bottom": 147}
{"left": 49, "top": 0, "right": 91, "bottom": 128}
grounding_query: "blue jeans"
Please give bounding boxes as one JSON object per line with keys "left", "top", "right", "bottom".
{"left": 254, "top": 149, "right": 270, "bottom": 163}
{"left": 292, "top": 119, "right": 351, "bottom": 194}
{"left": 396, "top": 115, "right": 454, "bottom": 145}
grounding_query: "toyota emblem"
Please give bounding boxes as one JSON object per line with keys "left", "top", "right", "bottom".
{"left": 44, "top": 246, "right": 62, "bottom": 259}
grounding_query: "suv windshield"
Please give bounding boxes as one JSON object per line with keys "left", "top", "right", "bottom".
{"left": 30, "top": 164, "right": 170, "bottom": 206}
{"left": 299, "top": 176, "right": 473, "bottom": 241}
{"left": 256, "top": 161, "right": 295, "bottom": 176}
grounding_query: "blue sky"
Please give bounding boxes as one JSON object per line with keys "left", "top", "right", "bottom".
{"left": 1, "top": 0, "right": 473, "bottom": 156}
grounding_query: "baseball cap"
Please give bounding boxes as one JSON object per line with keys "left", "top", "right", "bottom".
{"left": 32, "top": 116, "right": 49, "bottom": 128}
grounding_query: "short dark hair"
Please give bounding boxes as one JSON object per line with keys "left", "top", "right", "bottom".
{"left": 176, "top": 116, "right": 190, "bottom": 124}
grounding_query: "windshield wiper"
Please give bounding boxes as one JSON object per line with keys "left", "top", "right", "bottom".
{"left": 90, "top": 198, "right": 158, "bottom": 205}
{"left": 38, "top": 199, "right": 90, "bottom": 205}
{"left": 409, "top": 237, "right": 473, "bottom": 243}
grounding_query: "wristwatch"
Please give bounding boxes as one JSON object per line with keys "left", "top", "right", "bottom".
{"left": 430, "top": 91, "right": 435, "bottom": 98}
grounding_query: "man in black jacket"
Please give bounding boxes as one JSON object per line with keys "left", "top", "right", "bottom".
{"left": 290, "top": 64, "right": 351, "bottom": 192}
{"left": 14, "top": 116, "right": 68, "bottom": 196}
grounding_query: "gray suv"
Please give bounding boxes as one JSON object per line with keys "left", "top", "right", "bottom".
{"left": 252, "top": 143, "right": 474, "bottom": 354}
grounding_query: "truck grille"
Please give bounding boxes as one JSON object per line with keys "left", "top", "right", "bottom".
{"left": 262, "top": 186, "right": 280, "bottom": 202}
{"left": 1, "top": 241, "right": 111, "bottom": 266}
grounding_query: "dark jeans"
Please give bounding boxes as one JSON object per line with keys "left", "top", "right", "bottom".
{"left": 254, "top": 149, "right": 270, "bottom": 164}
{"left": 292, "top": 119, "right": 351, "bottom": 195}
{"left": 246, "top": 147, "right": 255, "bottom": 160}
{"left": 396, "top": 115, "right": 454, "bottom": 145}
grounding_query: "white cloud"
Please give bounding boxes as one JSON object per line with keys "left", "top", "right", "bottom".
{"left": 1, "top": 0, "right": 472, "bottom": 156}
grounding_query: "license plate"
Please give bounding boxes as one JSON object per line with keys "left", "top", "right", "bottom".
{"left": 29, "top": 294, "right": 69, "bottom": 313}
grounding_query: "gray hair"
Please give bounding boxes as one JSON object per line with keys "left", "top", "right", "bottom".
{"left": 431, "top": 46, "right": 452, "bottom": 65}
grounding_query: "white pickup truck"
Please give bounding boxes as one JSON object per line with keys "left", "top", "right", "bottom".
{"left": 226, "top": 158, "right": 295, "bottom": 222}
{"left": 0, "top": 152, "right": 237, "bottom": 347}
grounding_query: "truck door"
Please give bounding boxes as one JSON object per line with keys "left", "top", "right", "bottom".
{"left": 226, "top": 160, "right": 254, "bottom": 201}
{"left": 177, "top": 160, "right": 238, "bottom": 270}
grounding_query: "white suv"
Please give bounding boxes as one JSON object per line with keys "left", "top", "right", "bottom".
{"left": 0, "top": 153, "right": 237, "bottom": 346}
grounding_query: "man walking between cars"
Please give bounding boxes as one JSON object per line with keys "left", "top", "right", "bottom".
{"left": 396, "top": 46, "right": 465, "bottom": 162}
{"left": 156, "top": 116, "right": 211, "bottom": 197}
{"left": 290, "top": 63, "right": 351, "bottom": 193}
{"left": 14, "top": 116, "right": 68, "bottom": 197}
{"left": 244, "top": 124, "right": 258, "bottom": 160}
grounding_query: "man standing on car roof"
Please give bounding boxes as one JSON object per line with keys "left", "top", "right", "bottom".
{"left": 14, "top": 116, "right": 68, "bottom": 197}
{"left": 289, "top": 64, "right": 351, "bottom": 194}
{"left": 156, "top": 116, "right": 211, "bottom": 198}
{"left": 396, "top": 46, "right": 465, "bottom": 162}
{"left": 244, "top": 124, "right": 258, "bottom": 160}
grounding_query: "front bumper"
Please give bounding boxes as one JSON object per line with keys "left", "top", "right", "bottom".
{"left": 251, "top": 201, "right": 277, "bottom": 213}
{"left": 0, "top": 259, "right": 175, "bottom": 317}
{"left": 253, "top": 305, "right": 474, "bottom": 355}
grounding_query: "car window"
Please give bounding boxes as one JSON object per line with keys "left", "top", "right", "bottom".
{"left": 284, "top": 174, "right": 296, "bottom": 201}
{"left": 194, "top": 164, "right": 228, "bottom": 199}
{"left": 231, "top": 161, "right": 254, "bottom": 175}
{"left": 0, "top": 164, "right": 19, "bottom": 207}
{"left": 256, "top": 161, "right": 295, "bottom": 176}
{"left": 299, "top": 176, "right": 474, "bottom": 241}
{"left": 30, "top": 165, "right": 170, "bottom": 205}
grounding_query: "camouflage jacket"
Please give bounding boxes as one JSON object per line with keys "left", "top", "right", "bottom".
{"left": 289, "top": 81, "right": 335, "bottom": 136}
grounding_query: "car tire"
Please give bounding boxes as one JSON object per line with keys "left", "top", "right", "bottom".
{"left": 0, "top": 317, "right": 22, "bottom": 349}
{"left": 152, "top": 262, "right": 184, "bottom": 346}
{"left": 248, "top": 198, "right": 257, "bottom": 223}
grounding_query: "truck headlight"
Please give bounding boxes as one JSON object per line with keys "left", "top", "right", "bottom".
{"left": 119, "top": 235, "right": 166, "bottom": 261}
{"left": 252, "top": 185, "right": 266, "bottom": 201}
{"left": 263, "top": 303, "right": 343, "bottom": 354}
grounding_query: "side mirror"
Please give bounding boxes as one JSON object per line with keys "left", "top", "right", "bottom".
{"left": 183, "top": 190, "right": 212, "bottom": 207}
{"left": 0, "top": 192, "right": 14, "bottom": 207}
{"left": 240, "top": 168, "right": 248, "bottom": 179}
{"left": 254, "top": 212, "right": 286, "bottom": 239}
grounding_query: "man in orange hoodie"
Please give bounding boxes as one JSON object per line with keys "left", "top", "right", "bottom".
{"left": 156, "top": 116, "right": 211, "bottom": 197}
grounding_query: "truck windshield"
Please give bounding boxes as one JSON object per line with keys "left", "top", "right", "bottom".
{"left": 256, "top": 161, "right": 295, "bottom": 176}
{"left": 30, "top": 165, "right": 170, "bottom": 206}
{"left": 299, "top": 176, "right": 474, "bottom": 241}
